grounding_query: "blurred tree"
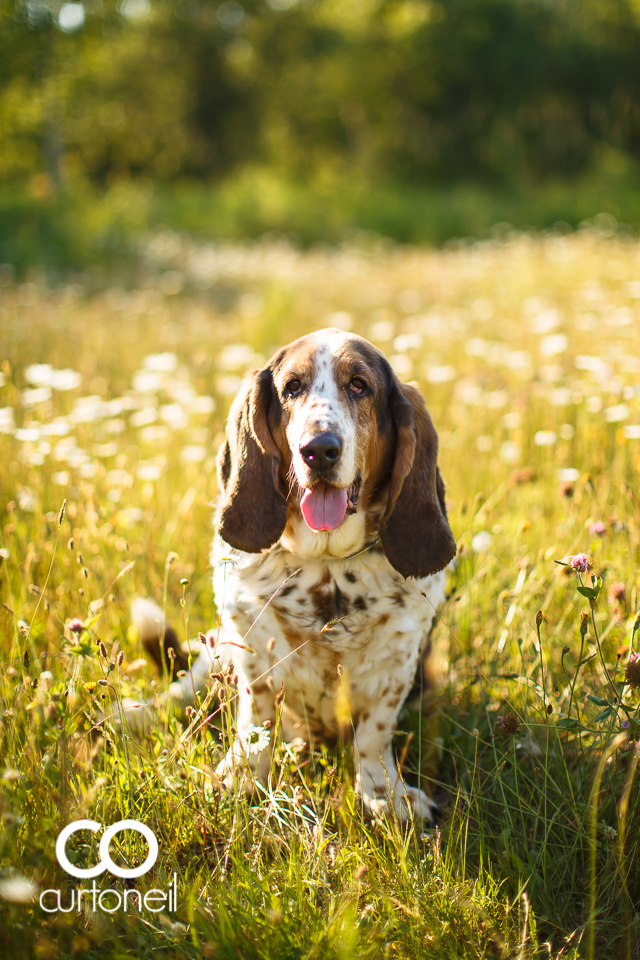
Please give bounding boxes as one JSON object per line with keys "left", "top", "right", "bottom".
{"left": 2, "top": 0, "right": 640, "bottom": 192}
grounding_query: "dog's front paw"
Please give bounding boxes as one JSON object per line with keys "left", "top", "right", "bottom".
{"left": 108, "top": 697, "right": 154, "bottom": 733}
{"left": 215, "top": 742, "right": 271, "bottom": 796}
{"left": 358, "top": 780, "right": 436, "bottom": 822}
{"left": 393, "top": 784, "right": 437, "bottom": 822}
{"left": 215, "top": 749, "right": 257, "bottom": 794}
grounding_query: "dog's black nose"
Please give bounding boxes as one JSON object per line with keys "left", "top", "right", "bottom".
{"left": 300, "top": 433, "right": 342, "bottom": 471}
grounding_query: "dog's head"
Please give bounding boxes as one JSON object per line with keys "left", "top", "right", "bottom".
{"left": 215, "top": 328, "right": 456, "bottom": 578}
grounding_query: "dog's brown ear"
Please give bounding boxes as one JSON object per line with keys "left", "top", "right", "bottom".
{"left": 379, "top": 379, "right": 456, "bottom": 578}
{"left": 216, "top": 366, "right": 288, "bottom": 553}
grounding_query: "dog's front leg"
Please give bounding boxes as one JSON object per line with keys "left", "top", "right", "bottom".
{"left": 353, "top": 679, "right": 436, "bottom": 822}
{"left": 215, "top": 672, "right": 276, "bottom": 794}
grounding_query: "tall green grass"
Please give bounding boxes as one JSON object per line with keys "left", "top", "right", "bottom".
{"left": 1, "top": 227, "right": 639, "bottom": 957}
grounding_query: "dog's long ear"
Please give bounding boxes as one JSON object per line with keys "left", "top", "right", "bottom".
{"left": 379, "top": 379, "right": 456, "bottom": 578}
{"left": 216, "top": 366, "right": 288, "bottom": 553}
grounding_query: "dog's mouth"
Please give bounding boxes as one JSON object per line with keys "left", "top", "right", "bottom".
{"left": 299, "top": 478, "right": 361, "bottom": 532}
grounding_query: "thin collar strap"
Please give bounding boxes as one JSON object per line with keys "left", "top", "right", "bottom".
{"left": 339, "top": 538, "right": 380, "bottom": 561}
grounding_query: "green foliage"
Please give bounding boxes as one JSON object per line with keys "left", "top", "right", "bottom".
{"left": 7, "top": 161, "right": 640, "bottom": 275}
{"left": 5, "top": 0, "right": 640, "bottom": 266}
{"left": 3, "top": 0, "right": 640, "bottom": 207}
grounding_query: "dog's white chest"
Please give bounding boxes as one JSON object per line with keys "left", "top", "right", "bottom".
{"left": 211, "top": 538, "right": 445, "bottom": 733}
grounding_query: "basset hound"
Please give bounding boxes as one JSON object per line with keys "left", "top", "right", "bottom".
{"left": 134, "top": 328, "right": 456, "bottom": 820}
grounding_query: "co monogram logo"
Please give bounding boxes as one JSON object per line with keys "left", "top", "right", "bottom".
{"left": 55, "top": 819, "right": 159, "bottom": 880}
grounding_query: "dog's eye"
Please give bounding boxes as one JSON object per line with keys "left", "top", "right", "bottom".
{"left": 349, "top": 377, "right": 367, "bottom": 396}
{"left": 286, "top": 379, "right": 302, "bottom": 396}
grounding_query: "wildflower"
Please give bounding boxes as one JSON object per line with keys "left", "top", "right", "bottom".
{"left": 495, "top": 713, "right": 520, "bottom": 736}
{"left": 534, "top": 430, "right": 557, "bottom": 446}
{"left": 608, "top": 582, "right": 626, "bottom": 605}
{"left": 2, "top": 769, "right": 22, "bottom": 782}
{"left": 0, "top": 875, "right": 38, "bottom": 904}
{"left": 601, "top": 824, "right": 618, "bottom": 842}
{"left": 568, "top": 554, "right": 592, "bottom": 573}
{"left": 559, "top": 481, "right": 574, "bottom": 498}
{"left": 98, "top": 641, "right": 108, "bottom": 659}
{"left": 68, "top": 618, "right": 84, "bottom": 634}
{"left": 558, "top": 468, "right": 580, "bottom": 483}
{"left": 536, "top": 610, "right": 544, "bottom": 627}
{"left": 621, "top": 718, "right": 631, "bottom": 729}
{"left": 589, "top": 521, "right": 606, "bottom": 537}
{"left": 471, "top": 531, "right": 493, "bottom": 553}
{"left": 116, "top": 650, "right": 124, "bottom": 666}
{"left": 624, "top": 653, "right": 640, "bottom": 689}
{"left": 240, "top": 724, "right": 271, "bottom": 756}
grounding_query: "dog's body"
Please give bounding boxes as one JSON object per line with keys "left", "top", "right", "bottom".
{"left": 135, "top": 329, "right": 456, "bottom": 820}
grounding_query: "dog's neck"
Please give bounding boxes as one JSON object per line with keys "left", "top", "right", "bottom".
{"left": 280, "top": 501, "right": 383, "bottom": 561}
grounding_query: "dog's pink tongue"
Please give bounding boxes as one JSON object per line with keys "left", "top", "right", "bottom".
{"left": 300, "top": 483, "right": 348, "bottom": 532}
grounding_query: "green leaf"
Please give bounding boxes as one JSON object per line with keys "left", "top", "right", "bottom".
{"left": 556, "top": 717, "right": 580, "bottom": 729}
{"left": 594, "top": 707, "right": 613, "bottom": 723}
{"left": 577, "top": 586, "right": 598, "bottom": 599}
{"left": 587, "top": 695, "right": 609, "bottom": 707}
{"left": 67, "top": 639, "right": 94, "bottom": 657}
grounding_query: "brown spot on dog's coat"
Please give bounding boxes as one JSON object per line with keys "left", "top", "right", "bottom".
{"left": 310, "top": 580, "right": 349, "bottom": 624}
{"left": 344, "top": 571, "right": 357, "bottom": 584}
{"left": 274, "top": 610, "right": 304, "bottom": 649}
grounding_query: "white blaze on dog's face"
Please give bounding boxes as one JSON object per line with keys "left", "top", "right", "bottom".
{"left": 216, "top": 326, "right": 456, "bottom": 575}
{"left": 271, "top": 329, "right": 388, "bottom": 535}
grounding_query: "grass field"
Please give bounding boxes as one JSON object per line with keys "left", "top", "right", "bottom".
{"left": 1, "top": 224, "right": 640, "bottom": 959}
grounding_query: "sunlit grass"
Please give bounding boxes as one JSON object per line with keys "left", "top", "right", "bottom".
{"left": 1, "top": 224, "right": 640, "bottom": 958}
